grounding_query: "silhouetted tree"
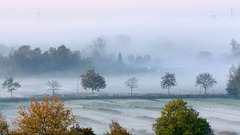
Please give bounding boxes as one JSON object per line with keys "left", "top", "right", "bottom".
{"left": 143, "top": 55, "right": 151, "bottom": 64}
{"left": 81, "top": 69, "right": 106, "bottom": 95}
{"left": 127, "top": 55, "right": 134, "bottom": 64}
{"left": 230, "top": 39, "right": 240, "bottom": 55}
{"left": 153, "top": 99, "right": 213, "bottom": 135}
{"left": 134, "top": 55, "right": 143, "bottom": 65}
{"left": 117, "top": 52, "right": 124, "bottom": 66}
{"left": 226, "top": 65, "right": 240, "bottom": 98}
{"left": 161, "top": 72, "right": 176, "bottom": 95}
{"left": 125, "top": 77, "right": 138, "bottom": 96}
{"left": 2, "top": 77, "right": 21, "bottom": 98}
{"left": 47, "top": 81, "right": 60, "bottom": 97}
{"left": 196, "top": 73, "right": 217, "bottom": 95}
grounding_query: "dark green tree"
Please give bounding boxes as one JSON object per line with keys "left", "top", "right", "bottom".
{"left": 161, "top": 72, "right": 177, "bottom": 95}
{"left": 153, "top": 99, "right": 214, "bottom": 135}
{"left": 81, "top": 69, "right": 106, "bottom": 95}
{"left": 2, "top": 77, "right": 21, "bottom": 98}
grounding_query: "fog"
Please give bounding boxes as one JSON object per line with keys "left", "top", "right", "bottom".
{"left": 0, "top": 0, "right": 239, "bottom": 100}
{"left": 1, "top": 1, "right": 240, "bottom": 134}
{"left": 0, "top": 0, "right": 240, "bottom": 55}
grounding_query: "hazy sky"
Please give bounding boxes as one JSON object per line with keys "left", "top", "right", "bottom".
{"left": 0, "top": 0, "right": 240, "bottom": 56}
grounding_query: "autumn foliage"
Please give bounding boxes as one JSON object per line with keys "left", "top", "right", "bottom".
{"left": 0, "top": 112, "right": 9, "bottom": 134}
{"left": 105, "top": 120, "right": 132, "bottom": 135}
{"left": 12, "top": 95, "right": 75, "bottom": 135}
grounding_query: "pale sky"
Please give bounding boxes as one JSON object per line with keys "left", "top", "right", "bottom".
{"left": 0, "top": 0, "right": 239, "bottom": 56}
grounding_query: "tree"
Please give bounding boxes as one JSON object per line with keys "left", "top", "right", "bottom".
{"left": 117, "top": 52, "right": 124, "bottom": 66}
{"left": 81, "top": 69, "right": 106, "bottom": 95}
{"left": 230, "top": 39, "right": 240, "bottom": 55}
{"left": 143, "top": 55, "right": 151, "bottom": 64}
{"left": 196, "top": 73, "right": 217, "bottom": 95}
{"left": 2, "top": 77, "right": 21, "bottom": 98}
{"left": 161, "top": 73, "right": 176, "bottom": 95}
{"left": 127, "top": 55, "right": 134, "bottom": 64}
{"left": 12, "top": 95, "right": 76, "bottom": 134}
{"left": 0, "top": 112, "right": 9, "bottom": 135}
{"left": 226, "top": 65, "right": 240, "bottom": 98}
{"left": 47, "top": 80, "right": 60, "bottom": 97}
{"left": 105, "top": 120, "right": 132, "bottom": 135}
{"left": 125, "top": 77, "right": 138, "bottom": 96}
{"left": 134, "top": 55, "right": 143, "bottom": 65}
{"left": 152, "top": 99, "right": 214, "bottom": 135}
{"left": 68, "top": 123, "right": 96, "bottom": 135}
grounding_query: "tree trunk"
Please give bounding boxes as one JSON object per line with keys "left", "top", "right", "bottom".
{"left": 131, "top": 88, "right": 133, "bottom": 96}
{"left": 204, "top": 87, "right": 207, "bottom": 95}
{"left": 168, "top": 87, "right": 170, "bottom": 95}
{"left": 10, "top": 90, "right": 12, "bottom": 98}
{"left": 92, "top": 89, "right": 94, "bottom": 96}
{"left": 200, "top": 86, "right": 202, "bottom": 95}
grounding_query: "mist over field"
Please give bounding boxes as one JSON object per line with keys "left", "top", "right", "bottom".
{"left": 0, "top": 0, "right": 240, "bottom": 135}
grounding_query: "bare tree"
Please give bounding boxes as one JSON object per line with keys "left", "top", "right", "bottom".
{"left": 47, "top": 81, "right": 60, "bottom": 96}
{"left": 125, "top": 77, "right": 138, "bottom": 96}
{"left": 161, "top": 73, "right": 177, "bottom": 95}
{"left": 196, "top": 73, "right": 217, "bottom": 95}
{"left": 2, "top": 77, "right": 21, "bottom": 98}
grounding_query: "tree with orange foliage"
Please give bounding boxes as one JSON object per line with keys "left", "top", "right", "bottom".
{"left": 105, "top": 120, "right": 132, "bottom": 135}
{"left": 0, "top": 111, "right": 9, "bottom": 134}
{"left": 12, "top": 95, "right": 76, "bottom": 135}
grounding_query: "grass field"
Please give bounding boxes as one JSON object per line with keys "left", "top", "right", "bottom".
{"left": 0, "top": 98, "right": 240, "bottom": 135}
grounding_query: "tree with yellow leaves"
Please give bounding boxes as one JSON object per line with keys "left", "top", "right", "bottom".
{"left": 105, "top": 120, "right": 132, "bottom": 135}
{"left": 12, "top": 95, "right": 76, "bottom": 135}
{"left": 0, "top": 111, "right": 9, "bottom": 134}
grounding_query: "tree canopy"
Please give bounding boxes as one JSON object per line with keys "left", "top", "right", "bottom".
{"left": 153, "top": 99, "right": 214, "bottom": 135}
{"left": 161, "top": 72, "right": 177, "bottom": 95}
{"left": 125, "top": 77, "right": 138, "bottom": 96}
{"left": 196, "top": 73, "right": 217, "bottom": 95}
{"left": 12, "top": 95, "right": 75, "bottom": 134}
{"left": 0, "top": 112, "right": 9, "bottom": 135}
{"left": 226, "top": 65, "right": 240, "bottom": 98}
{"left": 81, "top": 69, "right": 106, "bottom": 94}
{"left": 105, "top": 120, "right": 132, "bottom": 135}
{"left": 2, "top": 77, "right": 21, "bottom": 98}
{"left": 47, "top": 80, "right": 61, "bottom": 96}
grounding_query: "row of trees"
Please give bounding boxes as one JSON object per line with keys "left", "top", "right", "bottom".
{"left": 0, "top": 95, "right": 213, "bottom": 135}
{"left": 0, "top": 45, "right": 92, "bottom": 74}
{"left": 1, "top": 71, "right": 217, "bottom": 98}
{"left": 6, "top": 64, "right": 240, "bottom": 98}
{"left": 125, "top": 72, "right": 217, "bottom": 96}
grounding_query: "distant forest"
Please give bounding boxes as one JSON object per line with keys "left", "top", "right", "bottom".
{"left": 0, "top": 38, "right": 154, "bottom": 76}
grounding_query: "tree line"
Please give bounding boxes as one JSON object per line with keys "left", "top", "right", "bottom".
{"left": 0, "top": 45, "right": 92, "bottom": 75}
{"left": 5, "top": 68, "right": 239, "bottom": 99}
